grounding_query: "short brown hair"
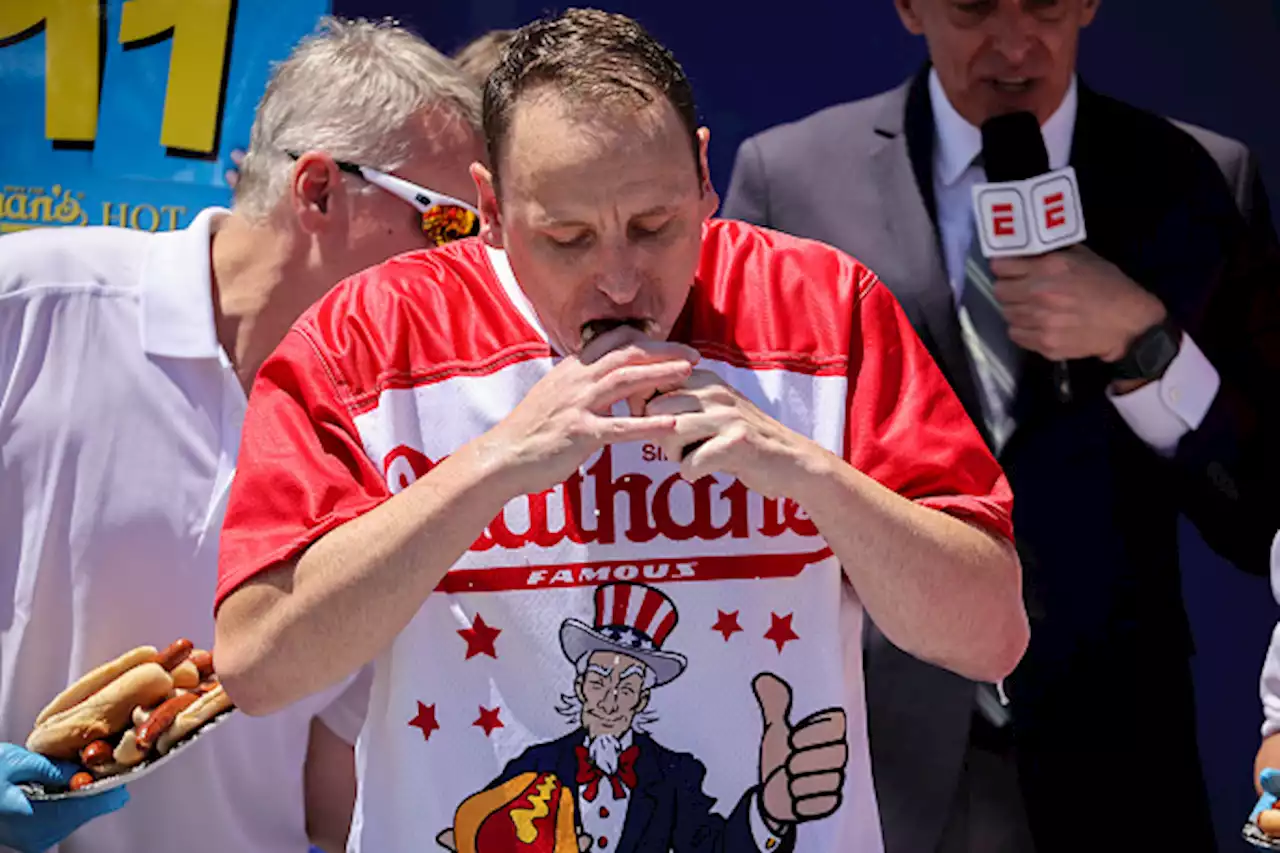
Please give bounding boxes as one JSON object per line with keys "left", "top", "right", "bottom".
{"left": 453, "top": 28, "right": 514, "bottom": 86}
{"left": 482, "top": 8, "right": 701, "bottom": 190}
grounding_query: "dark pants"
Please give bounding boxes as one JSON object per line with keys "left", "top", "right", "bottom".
{"left": 938, "top": 712, "right": 1038, "bottom": 853}
{"left": 1011, "top": 652, "right": 1216, "bottom": 853}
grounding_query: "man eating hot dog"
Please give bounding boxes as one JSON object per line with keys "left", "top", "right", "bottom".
{"left": 0, "top": 17, "right": 484, "bottom": 853}
{"left": 213, "top": 9, "right": 1030, "bottom": 852}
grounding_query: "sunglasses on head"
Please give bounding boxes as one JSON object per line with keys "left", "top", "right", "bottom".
{"left": 284, "top": 150, "right": 481, "bottom": 246}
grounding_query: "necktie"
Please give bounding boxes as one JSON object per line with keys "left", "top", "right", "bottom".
{"left": 957, "top": 195, "right": 1018, "bottom": 729}
{"left": 958, "top": 236, "right": 1021, "bottom": 456}
{"left": 575, "top": 745, "right": 640, "bottom": 802}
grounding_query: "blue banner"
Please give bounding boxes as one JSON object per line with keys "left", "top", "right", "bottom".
{"left": 0, "top": 0, "right": 330, "bottom": 235}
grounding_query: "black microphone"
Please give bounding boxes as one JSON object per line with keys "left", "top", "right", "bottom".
{"left": 978, "top": 111, "right": 1073, "bottom": 402}
{"left": 981, "top": 111, "right": 1048, "bottom": 182}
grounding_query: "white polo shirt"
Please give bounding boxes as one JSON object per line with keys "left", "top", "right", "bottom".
{"left": 0, "top": 209, "right": 366, "bottom": 853}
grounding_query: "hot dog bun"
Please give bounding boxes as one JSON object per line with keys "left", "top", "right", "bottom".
{"left": 34, "top": 646, "right": 159, "bottom": 727}
{"left": 26, "top": 662, "right": 173, "bottom": 759}
{"left": 1260, "top": 809, "right": 1280, "bottom": 836}
{"left": 170, "top": 659, "right": 200, "bottom": 689}
{"left": 156, "top": 683, "right": 233, "bottom": 755}
{"left": 454, "top": 771, "right": 578, "bottom": 853}
{"left": 112, "top": 729, "right": 148, "bottom": 768}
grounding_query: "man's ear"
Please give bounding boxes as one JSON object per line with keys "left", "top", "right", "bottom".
{"left": 696, "top": 127, "right": 719, "bottom": 220}
{"left": 1080, "top": 0, "right": 1101, "bottom": 27}
{"left": 291, "top": 151, "right": 343, "bottom": 234}
{"left": 635, "top": 690, "right": 650, "bottom": 716}
{"left": 472, "top": 162, "right": 504, "bottom": 248}
{"left": 893, "top": 0, "right": 926, "bottom": 35}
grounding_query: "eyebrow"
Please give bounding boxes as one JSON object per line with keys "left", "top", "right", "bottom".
{"left": 538, "top": 204, "right": 676, "bottom": 228}
{"left": 619, "top": 664, "right": 646, "bottom": 681}
{"left": 587, "top": 663, "right": 612, "bottom": 677}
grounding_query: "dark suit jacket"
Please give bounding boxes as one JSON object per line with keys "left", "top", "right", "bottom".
{"left": 723, "top": 68, "right": 1280, "bottom": 853}
{"left": 494, "top": 729, "right": 788, "bottom": 853}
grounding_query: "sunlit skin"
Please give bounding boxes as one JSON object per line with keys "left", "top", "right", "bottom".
{"left": 473, "top": 88, "right": 718, "bottom": 356}
{"left": 210, "top": 104, "right": 486, "bottom": 391}
{"left": 894, "top": 0, "right": 1099, "bottom": 126}
{"left": 308, "top": 105, "right": 486, "bottom": 287}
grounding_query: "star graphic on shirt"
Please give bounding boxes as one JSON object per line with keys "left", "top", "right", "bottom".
{"left": 764, "top": 612, "right": 800, "bottom": 653}
{"left": 473, "top": 705, "right": 504, "bottom": 737}
{"left": 712, "top": 610, "right": 743, "bottom": 642}
{"left": 457, "top": 612, "right": 501, "bottom": 659}
{"left": 408, "top": 701, "right": 440, "bottom": 742}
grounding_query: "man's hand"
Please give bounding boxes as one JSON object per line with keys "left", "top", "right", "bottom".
{"left": 753, "top": 673, "right": 847, "bottom": 829}
{"left": 644, "top": 370, "right": 817, "bottom": 499}
{"left": 224, "top": 149, "right": 245, "bottom": 190}
{"left": 991, "top": 245, "right": 1167, "bottom": 363}
{"left": 484, "top": 326, "right": 697, "bottom": 497}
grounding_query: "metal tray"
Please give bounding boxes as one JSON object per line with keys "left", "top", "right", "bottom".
{"left": 1245, "top": 821, "right": 1280, "bottom": 850}
{"left": 17, "top": 708, "right": 235, "bottom": 801}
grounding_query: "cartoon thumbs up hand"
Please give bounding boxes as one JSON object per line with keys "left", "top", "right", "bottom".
{"left": 753, "top": 672, "right": 848, "bottom": 829}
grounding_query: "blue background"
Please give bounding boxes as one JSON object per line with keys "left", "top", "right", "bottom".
{"left": 3, "top": 1, "right": 1279, "bottom": 849}
{"left": 0, "top": 0, "right": 327, "bottom": 231}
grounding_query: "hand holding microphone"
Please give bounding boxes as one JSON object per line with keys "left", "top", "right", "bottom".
{"left": 990, "top": 246, "right": 1167, "bottom": 363}
{"left": 972, "top": 112, "right": 1169, "bottom": 398}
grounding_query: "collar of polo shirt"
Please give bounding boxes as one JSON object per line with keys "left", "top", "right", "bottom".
{"left": 139, "top": 207, "right": 228, "bottom": 360}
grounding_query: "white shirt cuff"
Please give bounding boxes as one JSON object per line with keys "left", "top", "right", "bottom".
{"left": 1107, "top": 332, "right": 1220, "bottom": 457}
{"left": 1263, "top": 533, "right": 1280, "bottom": 737}
{"left": 1262, "top": 623, "right": 1280, "bottom": 738}
{"left": 1269, "top": 531, "right": 1280, "bottom": 606}
{"left": 750, "top": 793, "right": 789, "bottom": 851}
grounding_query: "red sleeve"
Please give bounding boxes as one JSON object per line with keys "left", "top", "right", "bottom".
{"left": 215, "top": 327, "right": 390, "bottom": 609}
{"left": 845, "top": 278, "right": 1014, "bottom": 543}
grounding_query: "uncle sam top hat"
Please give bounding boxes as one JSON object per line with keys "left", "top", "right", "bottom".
{"left": 559, "top": 581, "right": 688, "bottom": 686}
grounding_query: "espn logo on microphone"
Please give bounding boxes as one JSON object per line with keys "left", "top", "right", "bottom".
{"left": 971, "top": 167, "right": 1087, "bottom": 258}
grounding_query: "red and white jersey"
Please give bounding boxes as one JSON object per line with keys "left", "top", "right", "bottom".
{"left": 217, "top": 220, "right": 1012, "bottom": 853}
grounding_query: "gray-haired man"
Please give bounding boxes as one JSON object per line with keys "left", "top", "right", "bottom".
{"left": 0, "top": 16, "right": 484, "bottom": 853}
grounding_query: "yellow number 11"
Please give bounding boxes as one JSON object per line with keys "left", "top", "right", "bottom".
{"left": 0, "top": 0, "right": 233, "bottom": 153}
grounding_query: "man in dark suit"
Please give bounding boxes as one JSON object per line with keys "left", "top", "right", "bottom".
{"left": 722, "top": 2, "right": 1280, "bottom": 852}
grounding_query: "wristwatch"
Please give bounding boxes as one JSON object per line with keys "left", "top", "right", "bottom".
{"left": 1111, "top": 315, "right": 1181, "bottom": 381}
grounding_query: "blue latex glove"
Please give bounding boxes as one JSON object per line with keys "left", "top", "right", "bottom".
{"left": 1251, "top": 768, "right": 1280, "bottom": 825}
{"left": 0, "top": 743, "right": 129, "bottom": 853}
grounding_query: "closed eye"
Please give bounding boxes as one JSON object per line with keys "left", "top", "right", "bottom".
{"left": 547, "top": 230, "right": 593, "bottom": 249}
{"left": 630, "top": 218, "right": 674, "bottom": 241}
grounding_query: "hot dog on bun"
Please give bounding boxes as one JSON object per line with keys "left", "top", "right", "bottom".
{"left": 26, "top": 662, "right": 173, "bottom": 760}
{"left": 24, "top": 639, "right": 233, "bottom": 783}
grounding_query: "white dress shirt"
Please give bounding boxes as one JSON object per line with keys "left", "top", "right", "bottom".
{"left": 928, "top": 69, "right": 1221, "bottom": 456}
{"left": 0, "top": 210, "right": 365, "bottom": 853}
{"left": 1260, "top": 533, "right": 1280, "bottom": 738}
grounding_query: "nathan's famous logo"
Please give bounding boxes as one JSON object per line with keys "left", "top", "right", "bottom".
{"left": 0, "top": 185, "right": 88, "bottom": 230}
{"left": 383, "top": 444, "right": 818, "bottom": 551}
{"left": 0, "top": 185, "right": 187, "bottom": 233}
